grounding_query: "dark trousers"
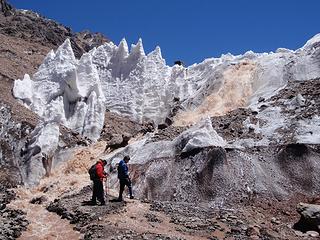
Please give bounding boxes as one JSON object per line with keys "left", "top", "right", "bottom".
{"left": 92, "top": 179, "right": 105, "bottom": 204}
{"left": 118, "top": 178, "right": 133, "bottom": 200}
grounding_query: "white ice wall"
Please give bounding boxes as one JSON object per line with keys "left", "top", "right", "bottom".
{"left": 13, "top": 34, "right": 320, "bottom": 139}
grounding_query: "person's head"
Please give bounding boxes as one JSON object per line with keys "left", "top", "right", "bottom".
{"left": 100, "top": 159, "right": 107, "bottom": 165}
{"left": 124, "top": 155, "right": 130, "bottom": 163}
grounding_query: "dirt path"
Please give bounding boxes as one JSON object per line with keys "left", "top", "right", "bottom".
{"left": 9, "top": 190, "right": 82, "bottom": 240}
{"left": 8, "top": 141, "right": 107, "bottom": 240}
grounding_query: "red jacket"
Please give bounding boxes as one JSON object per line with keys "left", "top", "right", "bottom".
{"left": 96, "top": 160, "right": 106, "bottom": 181}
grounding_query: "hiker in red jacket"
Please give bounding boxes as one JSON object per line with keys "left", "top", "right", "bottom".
{"left": 91, "top": 159, "right": 107, "bottom": 205}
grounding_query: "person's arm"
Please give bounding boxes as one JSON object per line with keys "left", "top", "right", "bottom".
{"left": 124, "top": 163, "right": 129, "bottom": 178}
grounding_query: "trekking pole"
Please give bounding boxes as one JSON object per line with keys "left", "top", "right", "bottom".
{"left": 105, "top": 177, "right": 108, "bottom": 201}
{"left": 104, "top": 178, "right": 107, "bottom": 201}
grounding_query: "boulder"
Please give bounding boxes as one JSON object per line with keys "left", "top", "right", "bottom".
{"left": 174, "top": 117, "right": 226, "bottom": 154}
{"left": 307, "top": 231, "right": 320, "bottom": 237}
{"left": 108, "top": 134, "right": 123, "bottom": 147}
{"left": 297, "top": 202, "right": 320, "bottom": 225}
{"left": 30, "top": 196, "right": 48, "bottom": 204}
{"left": 106, "top": 133, "right": 132, "bottom": 150}
{"left": 294, "top": 202, "right": 320, "bottom": 233}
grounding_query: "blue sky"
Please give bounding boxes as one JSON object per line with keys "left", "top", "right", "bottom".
{"left": 10, "top": 0, "right": 320, "bottom": 66}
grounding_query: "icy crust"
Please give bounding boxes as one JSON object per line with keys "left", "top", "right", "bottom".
{"left": 13, "top": 34, "right": 320, "bottom": 141}
{"left": 104, "top": 118, "right": 320, "bottom": 203}
{"left": 230, "top": 84, "right": 320, "bottom": 147}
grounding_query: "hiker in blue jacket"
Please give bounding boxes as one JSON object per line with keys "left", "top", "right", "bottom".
{"left": 117, "top": 156, "right": 134, "bottom": 201}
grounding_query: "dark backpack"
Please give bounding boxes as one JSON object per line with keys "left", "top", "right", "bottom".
{"left": 88, "top": 163, "right": 97, "bottom": 180}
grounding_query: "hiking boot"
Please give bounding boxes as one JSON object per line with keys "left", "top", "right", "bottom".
{"left": 99, "top": 202, "right": 106, "bottom": 206}
{"left": 90, "top": 201, "right": 97, "bottom": 206}
{"left": 130, "top": 195, "right": 134, "bottom": 199}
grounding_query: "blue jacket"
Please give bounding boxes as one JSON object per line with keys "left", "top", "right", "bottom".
{"left": 117, "top": 160, "right": 129, "bottom": 179}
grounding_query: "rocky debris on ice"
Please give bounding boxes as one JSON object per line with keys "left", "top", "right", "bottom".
{"left": 210, "top": 108, "right": 262, "bottom": 143}
{"left": 105, "top": 133, "right": 131, "bottom": 151}
{"left": 105, "top": 118, "right": 225, "bottom": 166}
{"left": 105, "top": 139, "right": 320, "bottom": 203}
{"left": 47, "top": 183, "right": 307, "bottom": 239}
{"left": 206, "top": 77, "right": 320, "bottom": 147}
{"left": 47, "top": 186, "right": 125, "bottom": 230}
{"left": 264, "top": 78, "right": 320, "bottom": 145}
{"left": 0, "top": 186, "right": 15, "bottom": 209}
{"left": 150, "top": 125, "right": 187, "bottom": 142}
{"left": 47, "top": 186, "right": 205, "bottom": 239}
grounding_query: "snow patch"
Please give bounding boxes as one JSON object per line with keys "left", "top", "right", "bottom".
{"left": 302, "top": 33, "right": 320, "bottom": 50}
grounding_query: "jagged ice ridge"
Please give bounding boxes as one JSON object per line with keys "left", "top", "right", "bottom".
{"left": 13, "top": 34, "right": 320, "bottom": 143}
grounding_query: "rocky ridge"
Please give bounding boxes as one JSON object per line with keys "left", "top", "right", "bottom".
{"left": 0, "top": 0, "right": 109, "bottom": 59}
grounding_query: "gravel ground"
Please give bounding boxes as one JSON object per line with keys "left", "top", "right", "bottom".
{"left": 0, "top": 186, "right": 29, "bottom": 239}
{"left": 44, "top": 185, "right": 312, "bottom": 240}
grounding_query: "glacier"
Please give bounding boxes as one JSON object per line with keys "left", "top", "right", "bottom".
{"left": 13, "top": 34, "right": 320, "bottom": 143}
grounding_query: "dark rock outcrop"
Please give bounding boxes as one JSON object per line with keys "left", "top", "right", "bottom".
{"left": 0, "top": 0, "right": 13, "bottom": 16}
{"left": 101, "top": 111, "right": 152, "bottom": 144}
